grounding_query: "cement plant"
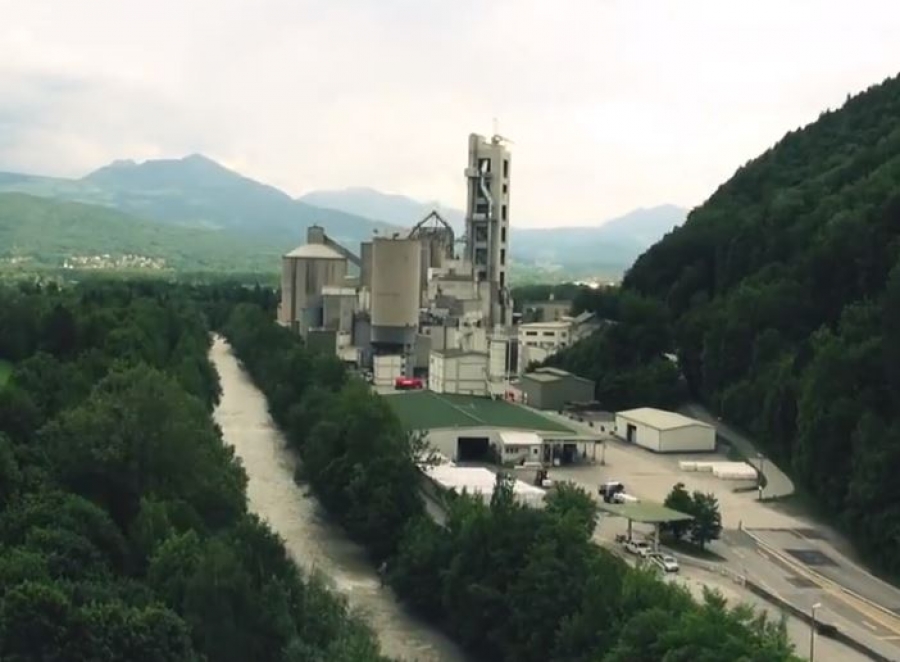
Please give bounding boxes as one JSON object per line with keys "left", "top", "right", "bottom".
{"left": 277, "top": 132, "right": 599, "bottom": 393}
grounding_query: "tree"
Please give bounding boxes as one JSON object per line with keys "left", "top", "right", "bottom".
{"left": 662, "top": 482, "right": 693, "bottom": 541}
{"left": 689, "top": 492, "right": 722, "bottom": 549}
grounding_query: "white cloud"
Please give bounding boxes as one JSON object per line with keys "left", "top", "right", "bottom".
{"left": 0, "top": 0, "right": 898, "bottom": 226}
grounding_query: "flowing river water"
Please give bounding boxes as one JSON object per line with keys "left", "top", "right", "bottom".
{"left": 209, "top": 336, "right": 468, "bottom": 662}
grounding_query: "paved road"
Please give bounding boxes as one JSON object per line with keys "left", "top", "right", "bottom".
{"left": 680, "top": 402, "right": 795, "bottom": 499}
{"left": 721, "top": 529, "right": 900, "bottom": 660}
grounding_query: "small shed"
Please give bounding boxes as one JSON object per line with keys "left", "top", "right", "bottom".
{"left": 615, "top": 408, "right": 715, "bottom": 453}
{"left": 497, "top": 430, "right": 544, "bottom": 464}
{"left": 519, "top": 367, "right": 594, "bottom": 411}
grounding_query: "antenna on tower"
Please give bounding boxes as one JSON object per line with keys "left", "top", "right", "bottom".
{"left": 491, "top": 118, "right": 514, "bottom": 145}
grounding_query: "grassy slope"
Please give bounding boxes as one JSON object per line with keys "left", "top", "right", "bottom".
{"left": 0, "top": 192, "right": 281, "bottom": 273}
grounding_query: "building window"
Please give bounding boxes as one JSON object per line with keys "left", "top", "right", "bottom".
{"left": 542, "top": 331, "right": 555, "bottom": 337}
{"left": 500, "top": 249, "right": 506, "bottom": 266}
{"left": 501, "top": 205, "right": 507, "bottom": 221}
{"left": 503, "top": 159, "right": 509, "bottom": 178}
{"left": 475, "top": 225, "right": 488, "bottom": 242}
{"left": 501, "top": 227, "right": 507, "bottom": 243}
{"left": 525, "top": 331, "right": 537, "bottom": 337}
{"left": 500, "top": 272, "right": 505, "bottom": 288}
{"left": 475, "top": 248, "right": 487, "bottom": 265}
{"left": 503, "top": 183, "right": 508, "bottom": 194}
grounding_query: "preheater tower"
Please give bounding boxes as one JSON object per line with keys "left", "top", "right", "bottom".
{"left": 464, "top": 133, "right": 512, "bottom": 329}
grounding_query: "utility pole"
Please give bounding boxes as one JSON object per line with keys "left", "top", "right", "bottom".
{"left": 809, "top": 602, "right": 821, "bottom": 661}
{"left": 757, "top": 452, "right": 766, "bottom": 501}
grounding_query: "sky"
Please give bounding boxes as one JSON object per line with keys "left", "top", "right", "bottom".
{"left": 1, "top": 0, "right": 899, "bottom": 227}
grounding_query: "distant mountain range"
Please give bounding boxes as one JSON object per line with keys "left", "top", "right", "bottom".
{"left": 0, "top": 155, "right": 399, "bottom": 250}
{"left": 0, "top": 155, "right": 686, "bottom": 279}
{"left": 300, "top": 187, "right": 686, "bottom": 273}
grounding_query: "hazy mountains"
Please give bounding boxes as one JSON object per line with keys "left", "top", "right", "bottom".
{"left": 301, "top": 187, "right": 686, "bottom": 274}
{"left": 0, "top": 155, "right": 399, "bottom": 250}
{"left": 299, "top": 187, "right": 466, "bottom": 229}
{"left": 0, "top": 154, "right": 685, "bottom": 279}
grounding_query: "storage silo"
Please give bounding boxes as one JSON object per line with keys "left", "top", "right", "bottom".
{"left": 280, "top": 242, "right": 348, "bottom": 336}
{"left": 370, "top": 237, "right": 422, "bottom": 349}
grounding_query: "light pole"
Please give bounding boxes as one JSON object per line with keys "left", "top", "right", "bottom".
{"left": 809, "top": 602, "right": 821, "bottom": 661}
{"left": 757, "top": 452, "right": 766, "bottom": 501}
{"left": 600, "top": 438, "right": 607, "bottom": 466}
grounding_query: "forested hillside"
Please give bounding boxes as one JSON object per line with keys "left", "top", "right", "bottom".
{"left": 622, "top": 73, "right": 900, "bottom": 575}
{"left": 0, "top": 193, "right": 282, "bottom": 273}
{"left": 0, "top": 282, "right": 385, "bottom": 661}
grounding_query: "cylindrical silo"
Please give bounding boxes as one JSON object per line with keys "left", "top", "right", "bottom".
{"left": 279, "top": 244, "right": 348, "bottom": 335}
{"left": 370, "top": 237, "right": 421, "bottom": 346}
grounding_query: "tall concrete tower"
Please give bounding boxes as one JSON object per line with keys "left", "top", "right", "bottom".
{"left": 464, "top": 133, "right": 512, "bottom": 329}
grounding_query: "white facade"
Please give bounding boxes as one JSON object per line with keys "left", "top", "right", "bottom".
{"left": 615, "top": 408, "right": 716, "bottom": 453}
{"left": 497, "top": 430, "right": 544, "bottom": 464}
{"left": 428, "top": 351, "right": 488, "bottom": 395}
{"left": 373, "top": 354, "right": 404, "bottom": 387}
{"left": 519, "top": 320, "right": 572, "bottom": 368}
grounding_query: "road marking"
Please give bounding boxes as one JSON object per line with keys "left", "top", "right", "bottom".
{"left": 734, "top": 550, "right": 746, "bottom": 559}
{"left": 862, "top": 620, "right": 877, "bottom": 631}
{"left": 746, "top": 532, "right": 900, "bottom": 638}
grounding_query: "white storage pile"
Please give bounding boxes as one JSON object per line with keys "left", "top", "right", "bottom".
{"left": 679, "top": 460, "right": 759, "bottom": 481}
{"left": 422, "top": 465, "right": 546, "bottom": 508}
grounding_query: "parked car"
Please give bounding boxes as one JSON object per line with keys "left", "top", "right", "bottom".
{"left": 649, "top": 552, "right": 679, "bottom": 573}
{"left": 611, "top": 492, "right": 639, "bottom": 504}
{"left": 625, "top": 539, "right": 652, "bottom": 557}
{"left": 598, "top": 481, "right": 625, "bottom": 502}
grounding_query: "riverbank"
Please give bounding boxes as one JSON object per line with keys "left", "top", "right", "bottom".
{"left": 209, "top": 335, "right": 467, "bottom": 662}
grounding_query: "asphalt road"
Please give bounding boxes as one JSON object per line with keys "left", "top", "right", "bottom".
{"left": 680, "top": 402, "right": 796, "bottom": 499}
{"left": 721, "top": 529, "right": 900, "bottom": 660}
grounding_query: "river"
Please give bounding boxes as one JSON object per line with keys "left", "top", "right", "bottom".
{"left": 209, "top": 336, "right": 468, "bottom": 662}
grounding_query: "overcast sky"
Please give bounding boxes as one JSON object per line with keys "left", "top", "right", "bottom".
{"left": 1, "top": 0, "right": 898, "bottom": 227}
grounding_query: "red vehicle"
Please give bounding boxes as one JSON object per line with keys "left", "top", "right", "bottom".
{"left": 394, "top": 376, "right": 424, "bottom": 390}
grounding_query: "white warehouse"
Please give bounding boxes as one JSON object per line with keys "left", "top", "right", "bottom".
{"left": 615, "top": 408, "right": 716, "bottom": 453}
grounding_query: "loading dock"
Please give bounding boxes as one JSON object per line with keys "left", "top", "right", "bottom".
{"left": 457, "top": 436, "right": 491, "bottom": 462}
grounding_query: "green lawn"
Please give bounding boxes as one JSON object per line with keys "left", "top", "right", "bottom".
{"left": 385, "top": 390, "right": 576, "bottom": 434}
{"left": 0, "top": 359, "right": 12, "bottom": 389}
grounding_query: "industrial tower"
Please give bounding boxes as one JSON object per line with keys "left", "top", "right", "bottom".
{"left": 464, "top": 133, "right": 513, "bottom": 329}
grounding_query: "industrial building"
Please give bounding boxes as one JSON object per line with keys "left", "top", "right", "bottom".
{"left": 428, "top": 349, "right": 489, "bottom": 396}
{"left": 518, "top": 311, "right": 601, "bottom": 369}
{"left": 518, "top": 367, "right": 595, "bottom": 411}
{"left": 385, "top": 390, "right": 598, "bottom": 466}
{"left": 615, "top": 408, "right": 716, "bottom": 453}
{"left": 277, "top": 131, "right": 523, "bottom": 390}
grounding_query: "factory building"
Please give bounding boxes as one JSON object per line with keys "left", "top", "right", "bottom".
{"left": 518, "top": 367, "right": 595, "bottom": 411}
{"left": 519, "top": 312, "right": 601, "bottom": 370}
{"left": 428, "top": 349, "right": 489, "bottom": 396}
{"left": 277, "top": 131, "right": 522, "bottom": 392}
{"left": 464, "top": 133, "right": 512, "bottom": 330}
{"left": 615, "top": 408, "right": 716, "bottom": 453}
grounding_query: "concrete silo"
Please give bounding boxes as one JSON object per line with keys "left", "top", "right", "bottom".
{"left": 370, "top": 236, "right": 422, "bottom": 363}
{"left": 279, "top": 241, "right": 348, "bottom": 336}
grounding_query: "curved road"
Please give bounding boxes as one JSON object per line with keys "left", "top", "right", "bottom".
{"left": 680, "top": 403, "right": 795, "bottom": 499}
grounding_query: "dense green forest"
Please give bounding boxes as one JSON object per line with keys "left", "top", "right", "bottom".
{"left": 0, "top": 282, "right": 386, "bottom": 661}
{"left": 611, "top": 73, "right": 900, "bottom": 576}
{"left": 222, "top": 300, "right": 800, "bottom": 662}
